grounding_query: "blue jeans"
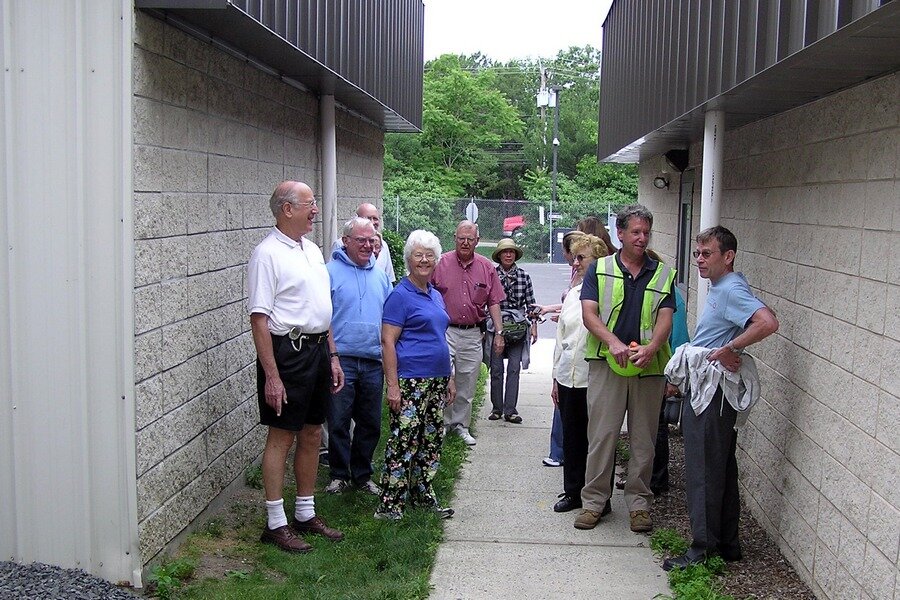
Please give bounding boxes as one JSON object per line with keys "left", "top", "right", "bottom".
{"left": 549, "top": 406, "right": 564, "bottom": 462}
{"left": 327, "top": 356, "right": 383, "bottom": 484}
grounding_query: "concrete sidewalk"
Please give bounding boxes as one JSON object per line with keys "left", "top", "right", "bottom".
{"left": 429, "top": 339, "right": 669, "bottom": 599}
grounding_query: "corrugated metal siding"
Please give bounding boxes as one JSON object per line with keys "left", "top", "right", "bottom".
{"left": 233, "top": 0, "right": 424, "bottom": 129}
{"left": 0, "top": 0, "right": 140, "bottom": 585}
{"left": 598, "top": 0, "right": 899, "bottom": 160}
{"left": 137, "top": 0, "right": 424, "bottom": 131}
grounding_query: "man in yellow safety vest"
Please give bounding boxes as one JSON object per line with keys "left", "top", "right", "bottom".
{"left": 574, "top": 204, "right": 676, "bottom": 534}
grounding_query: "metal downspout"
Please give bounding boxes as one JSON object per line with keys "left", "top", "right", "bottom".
{"left": 320, "top": 94, "right": 337, "bottom": 252}
{"left": 697, "top": 109, "right": 724, "bottom": 316}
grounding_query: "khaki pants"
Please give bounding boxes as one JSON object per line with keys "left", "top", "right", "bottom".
{"left": 580, "top": 361, "right": 664, "bottom": 513}
{"left": 443, "top": 327, "right": 483, "bottom": 433}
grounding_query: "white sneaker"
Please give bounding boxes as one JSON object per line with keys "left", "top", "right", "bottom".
{"left": 457, "top": 429, "right": 476, "bottom": 446}
{"left": 325, "top": 479, "right": 350, "bottom": 494}
{"left": 542, "top": 457, "right": 562, "bottom": 467}
{"left": 357, "top": 480, "right": 381, "bottom": 495}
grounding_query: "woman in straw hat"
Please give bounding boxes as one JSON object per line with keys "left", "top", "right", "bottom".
{"left": 487, "top": 238, "right": 537, "bottom": 424}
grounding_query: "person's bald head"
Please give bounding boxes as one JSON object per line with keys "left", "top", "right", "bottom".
{"left": 356, "top": 203, "right": 381, "bottom": 231}
{"left": 270, "top": 181, "right": 313, "bottom": 216}
{"left": 269, "top": 180, "right": 317, "bottom": 237}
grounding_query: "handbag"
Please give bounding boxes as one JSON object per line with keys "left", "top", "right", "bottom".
{"left": 486, "top": 308, "right": 529, "bottom": 344}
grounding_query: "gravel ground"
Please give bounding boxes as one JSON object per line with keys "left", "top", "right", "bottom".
{"left": 0, "top": 561, "right": 138, "bottom": 599}
{"left": 649, "top": 429, "right": 817, "bottom": 600}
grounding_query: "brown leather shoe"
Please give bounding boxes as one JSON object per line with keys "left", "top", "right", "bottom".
{"left": 292, "top": 516, "right": 344, "bottom": 541}
{"left": 260, "top": 525, "right": 312, "bottom": 553}
{"left": 629, "top": 510, "right": 653, "bottom": 533}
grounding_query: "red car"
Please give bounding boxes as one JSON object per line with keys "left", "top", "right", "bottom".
{"left": 502, "top": 215, "right": 525, "bottom": 238}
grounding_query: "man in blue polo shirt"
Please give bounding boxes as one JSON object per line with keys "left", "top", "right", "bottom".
{"left": 663, "top": 226, "right": 778, "bottom": 570}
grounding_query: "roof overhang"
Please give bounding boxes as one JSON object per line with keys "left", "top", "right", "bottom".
{"left": 603, "top": 3, "right": 900, "bottom": 163}
{"left": 136, "top": 1, "right": 421, "bottom": 132}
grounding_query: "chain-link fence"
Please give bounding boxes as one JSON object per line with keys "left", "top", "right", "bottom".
{"left": 382, "top": 196, "right": 619, "bottom": 262}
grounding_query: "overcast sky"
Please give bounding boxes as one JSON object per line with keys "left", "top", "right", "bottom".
{"left": 423, "top": 0, "right": 615, "bottom": 62}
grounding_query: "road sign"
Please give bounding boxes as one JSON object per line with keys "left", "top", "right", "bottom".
{"left": 465, "top": 200, "right": 479, "bottom": 223}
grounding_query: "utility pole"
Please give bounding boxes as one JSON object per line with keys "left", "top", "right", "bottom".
{"left": 538, "top": 65, "right": 548, "bottom": 169}
{"left": 549, "top": 86, "right": 561, "bottom": 264}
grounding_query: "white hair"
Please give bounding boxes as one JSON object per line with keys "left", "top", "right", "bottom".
{"left": 341, "top": 216, "right": 374, "bottom": 237}
{"left": 403, "top": 230, "right": 442, "bottom": 267}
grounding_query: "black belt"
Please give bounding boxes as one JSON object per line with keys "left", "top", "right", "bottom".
{"left": 449, "top": 322, "right": 483, "bottom": 331}
{"left": 278, "top": 329, "right": 329, "bottom": 344}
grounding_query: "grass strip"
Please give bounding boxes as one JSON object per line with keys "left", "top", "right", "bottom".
{"left": 158, "top": 366, "right": 487, "bottom": 600}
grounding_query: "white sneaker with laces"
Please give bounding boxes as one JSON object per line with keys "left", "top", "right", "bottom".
{"left": 457, "top": 428, "right": 476, "bottom": 446}
{"left": 542, "top": 457, "right": 562, "bottom": 467}
{"left": 325, "top": 479, "right": 350, "bottom": 494}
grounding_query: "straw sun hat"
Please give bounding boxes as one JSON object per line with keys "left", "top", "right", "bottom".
{"left": 492, "top": 238, "right": 524, "bottom": 262}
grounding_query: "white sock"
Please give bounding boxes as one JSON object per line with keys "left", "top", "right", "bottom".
{"left": 265, "top": 498, "right": 288, "bottom": 530}
{"left": 294, "top": 496, "right": 315, "bottom": 522}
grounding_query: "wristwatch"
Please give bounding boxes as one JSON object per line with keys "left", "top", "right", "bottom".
{"left": 726, "top": 342, "right": 743, "bottom": 355}
{"left": 330, "top": 351, "right": 340, "bottom": 358}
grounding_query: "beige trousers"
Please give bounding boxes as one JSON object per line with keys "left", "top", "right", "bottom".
{"left": 580, "top": 360, "right": 664, "bottom": 513}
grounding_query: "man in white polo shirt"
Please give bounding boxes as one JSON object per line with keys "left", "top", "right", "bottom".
{"left": 247, "top": 180, "right": 346, "bottom": 553}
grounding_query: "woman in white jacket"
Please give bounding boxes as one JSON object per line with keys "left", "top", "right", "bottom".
{"left": 550, "top": 234, "right": 609, "bottom": 513}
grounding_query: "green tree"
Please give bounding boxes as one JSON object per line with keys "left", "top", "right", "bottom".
{"left": 421, "top": 55, "right": 523, "bottom": 197}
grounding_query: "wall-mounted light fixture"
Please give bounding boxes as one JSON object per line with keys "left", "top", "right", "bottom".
{"left": 653, "top": 175, "right": 669, "bottom": 189}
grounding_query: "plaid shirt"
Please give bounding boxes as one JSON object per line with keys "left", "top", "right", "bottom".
{"left": 495, "top": 264, "right": 535, "bottom": 312}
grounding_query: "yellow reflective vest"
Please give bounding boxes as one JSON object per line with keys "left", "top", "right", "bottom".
{"left": 584, "top": 255, "right": 676, "bottom": 376}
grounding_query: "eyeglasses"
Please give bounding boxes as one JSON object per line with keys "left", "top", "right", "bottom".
{"left": 692, "top": 249, "right": 720, "bottom": 259}
{"left": 292, "top": 199, "right": 317, "bottom": 208}
{"left": 455, "top": 236, "right": 477, "bottom": 243}
{"left": 411, "top": 252, "right": 436, "bottom": 262}
{"left": 572, "top": 254, "right": 590, "bottom": 262}
{"left": 347, "top": 236, "right": 376, "bottom": 246}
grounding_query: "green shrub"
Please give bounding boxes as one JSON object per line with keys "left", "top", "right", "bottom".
{"left": 381, "top": 228, "right": 406, "bottom": 281}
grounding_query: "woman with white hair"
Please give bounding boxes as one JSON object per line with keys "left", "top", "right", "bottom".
{"left": 375, "top": 230, "right": 456, "bottom": 521}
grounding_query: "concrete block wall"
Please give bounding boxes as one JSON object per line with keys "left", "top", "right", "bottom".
{"left": 131, "top": 11, "right": 385, "bottom": 561}
{"left": 335, "top": 108, "right": 386, "bottom": 223}
{"left": 640, "top": 72, "right": 899, "bottom": 600}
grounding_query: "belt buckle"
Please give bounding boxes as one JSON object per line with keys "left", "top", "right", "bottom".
{"left": 288, "top": 327, "right": 304, "bottom": 352}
